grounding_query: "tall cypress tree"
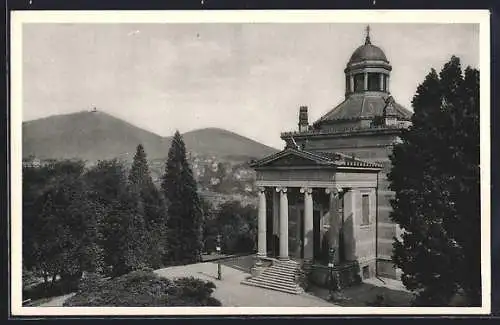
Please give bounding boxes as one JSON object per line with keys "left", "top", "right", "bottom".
{"left": 388, "top": 56, "right": 480, "bottom": 306}
{"left": 129, "top": 144, "right": 168, "bottom": 269}
{"left": 161, "top": 131, "right": 203, "bottom": 264}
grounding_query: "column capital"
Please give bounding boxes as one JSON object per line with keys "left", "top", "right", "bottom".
{"left": 325, "top": 186, "right": 343, "bottom": 195}
{"left": 275, "top": 186, "right": 287, "bottom": 193}
{"left": 300, "top": 187, "right": 313, "bottom": 194}
{"left": 257, "top": 186, "right": 266, "bottom": 193}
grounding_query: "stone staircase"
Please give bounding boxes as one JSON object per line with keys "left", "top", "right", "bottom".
{"left": 241, "top": 259, "right": 304, "bottom": 295}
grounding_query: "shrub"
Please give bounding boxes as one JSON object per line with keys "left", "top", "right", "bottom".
{"left": 77, "top": 272, "right": 106, "bottom": 293}
{"left": 64, "top": 270, "right": 221, "bottom": 307}
{"left": 23, "top": 278, "right": 78, "bottom": 301}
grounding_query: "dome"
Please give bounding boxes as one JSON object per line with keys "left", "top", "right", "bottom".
{"left": 348, "top": 27, "right": 389, "bottom": 64}
{"left": 348, "top": 43, "right": 388, "bottom": 64}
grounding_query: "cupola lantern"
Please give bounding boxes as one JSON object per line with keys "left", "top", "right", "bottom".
{"left": 344, "top": 25, "right": 392, "bottom": 97}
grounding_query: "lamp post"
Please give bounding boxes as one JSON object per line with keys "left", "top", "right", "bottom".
{"left": 328, "top": 247, "right": 338, "bottom": 301}
{"left": 216, "top": 234, "right": 222, "bottom": 280}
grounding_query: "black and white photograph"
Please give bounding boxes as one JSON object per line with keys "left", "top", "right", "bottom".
{"left": 10, "top": 10, "right": 491, "bottom": 316}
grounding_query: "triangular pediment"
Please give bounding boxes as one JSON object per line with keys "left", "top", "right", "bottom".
{"left": 250, "top": 149, "right": 332, "bottom": 168}
{"left": 250, "top": 148, "right": 383, "bottom": 170}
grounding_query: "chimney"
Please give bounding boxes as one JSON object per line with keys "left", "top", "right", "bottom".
{"left": 298, "top": 106, "right": 309, "bottom": 132}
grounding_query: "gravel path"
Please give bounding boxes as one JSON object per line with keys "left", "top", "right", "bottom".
{"left": 38, "top": 293, "right": 76, "bottom": 307}
{"left": 155, "top": 260, "right": 336, "bottom": 307}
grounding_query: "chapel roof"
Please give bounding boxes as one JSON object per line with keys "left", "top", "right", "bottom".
{"left": 313, "top": 93, "right": 412, "bottom": 127}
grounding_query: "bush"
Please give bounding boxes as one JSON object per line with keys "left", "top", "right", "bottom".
{"left": 23, "top": 278, "right": 78, "bottom": 301}
{"left": 77, "top": 272, "right": 106, "bottom": 293}
{"left": 64, "top": 270, "right": 221, "bottom": 307}
{"left": 22, "top": 269, "right": 40, "bottom": 289}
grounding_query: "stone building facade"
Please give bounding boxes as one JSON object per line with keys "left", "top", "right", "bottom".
{"left": 245, "top": 27, "right": 413, "bottom": 291}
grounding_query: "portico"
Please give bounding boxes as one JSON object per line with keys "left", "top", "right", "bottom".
{"left": 250, "top": 148, "right": 381, "bottom": 281}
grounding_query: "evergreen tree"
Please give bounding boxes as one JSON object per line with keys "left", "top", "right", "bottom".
{"left": 129, "top": 144, "right": 168, "bottom": 269}
{"left": 161, "top": 131, "right": 203, "bottom": 264}
{"left": 85, "top": 159, "right": 148, "bottom": 276}
{"left": 388, "top": 56, "right": 480, "bottom": 306}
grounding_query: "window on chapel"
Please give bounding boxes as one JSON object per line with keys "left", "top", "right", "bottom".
{"left": 361, "top": 194, "right": 370, "bottom": 225}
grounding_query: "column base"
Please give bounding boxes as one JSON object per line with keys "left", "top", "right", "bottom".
{"left": 255, "top": 254, "right": 267, "bottom": 266}
{"left": 278, "top": 256, "right": 290, "bottom": 261}
{"left": 250, "top": 263, "right": 266, "bottom": 277}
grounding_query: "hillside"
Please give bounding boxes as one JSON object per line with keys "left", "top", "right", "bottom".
{"left": 181, "top": 128, "right": 277, "bottom": 160}
{"left": 22, "top": 111, "right": 278, "bottom": 162}
{"left": 22, "top": 111, "right": 169, "bottom": 161}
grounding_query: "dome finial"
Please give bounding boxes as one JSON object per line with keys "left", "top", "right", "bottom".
{"left": 365, "top": 25, "right": 371, "bottom": 45}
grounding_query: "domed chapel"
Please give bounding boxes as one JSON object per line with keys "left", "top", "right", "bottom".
{"left": 244, "top": 26, "right": 413, "bottom": 293}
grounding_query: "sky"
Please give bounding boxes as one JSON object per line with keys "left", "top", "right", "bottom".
{"left": 22, "top": 23, "right": 479, "bottom": 149}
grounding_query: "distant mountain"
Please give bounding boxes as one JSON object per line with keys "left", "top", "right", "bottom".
{"left": 22, "top": 111, "right": 278, "bottom": 162}
{"left": 181, "top": 128, "right": 278, "bottom": 160}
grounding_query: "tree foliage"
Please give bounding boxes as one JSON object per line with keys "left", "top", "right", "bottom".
{"left": 129, "top": 144, "right": 168, "bottom": 268}
{"left": 205, "top": 200, "right": 257, "bottom": 254}
{"left": 85, "top": 159, "right": 149, "bottom": 276}
{"left": 388, "top": 56, "right": 480, "bottom": 306}
{"left": 23, "top": 160, "right": 104, "bottom": 285}
{"left": 23, "top": 136, "right": 256, "bottom": 296}
{"left": 161, "top": 131, "right": 203, "bottom": 264}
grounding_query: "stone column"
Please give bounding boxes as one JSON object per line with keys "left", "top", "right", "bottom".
{"left": 277, "top": 186, "right": 289, "bottom": 260}
{"left": 349, "top": 74, "right": 354, "bottom": 93}
{"left": 326, "top": 187, "right": 342, "bottom": 264}
{"left": 257, "top": 186, "right": 267, "bottom": 258}
{"left": 379, "top": 73, "right": 384, "bottom": 91}
{"left": 364, "top": 72, "right": 368, "bottom": 91}
{"left": 386, "top": 75, "right": 390, "bottom": 93}
{"left": 300, "top": 187, "right": 314, "bottom": 262}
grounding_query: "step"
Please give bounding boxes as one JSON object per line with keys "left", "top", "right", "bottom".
{"left": 262, "top": 269, "right": 296, "bottom": 277}
{"left": 245, "top": 277, "right": 299, "bottom": 289}
{"left": 270, "top": 264, "right": 299, "bottom": 271}
{"left": 266, "top": 265, "right": 298, "bottom": 272}
{"left": 261, "top": 269, "right": 296, "bottom": 279}
{"left": 273, "top": 259, "right": 299, "bottom": 265}
{"left": 257, "top": 274, "right": 298, "bottom": 286}
{"left": 241, "top": 279, "right": 302, "bottom": 295}
{"left": 245, "top": 277, "right": 298, "bottom": 289}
